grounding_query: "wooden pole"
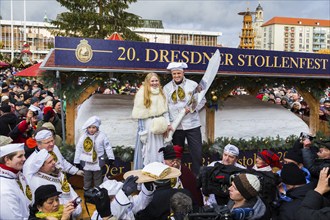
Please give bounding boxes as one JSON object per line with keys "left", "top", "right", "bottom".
{"left": 296, "top": 87, "right": 319, "bottom": 135}
{"left": 205, "top": 106, "right": 215, "bottom": 143}
{"left": 65, "top": 83, "right": 99, "bottom": 145}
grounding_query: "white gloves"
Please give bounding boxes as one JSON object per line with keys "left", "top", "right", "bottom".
{"left": 139, "top": 130, "right": 148, "bottom": 144}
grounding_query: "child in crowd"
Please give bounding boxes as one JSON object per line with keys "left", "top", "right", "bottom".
{"left": 74, "top": 116, "right": 115, "bottom": 190}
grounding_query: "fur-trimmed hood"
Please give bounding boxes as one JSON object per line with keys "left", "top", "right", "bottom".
{"left": 132, "top": 86, "right": 168, "bottom": 119}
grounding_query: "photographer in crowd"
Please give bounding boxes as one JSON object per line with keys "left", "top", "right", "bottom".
{"left": 203, "top": 144, "right": 246, "bottom": 206}
{"left": 296, "top": 167, "right": 330, "bottom": 220}
{"left": 302, "top": 138, "right": 330, "bottom": 179}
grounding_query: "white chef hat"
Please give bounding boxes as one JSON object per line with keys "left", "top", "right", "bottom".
{"left": 0, "top": 143, "right": 24, "bottom": 158}
{"left": 25, "top": 149, "right": 50, "bottom": 181}
{"left": 82, "top": 116, "right": 101, "bottom": 130}
{"left": 166, "top": 62, "right": 188, "bottom": 71}
{"left": 99, "top": 179, "right": 123, "bottom": 196}
{"left": 35, "top": 130, "right": 53, "bottom": 141}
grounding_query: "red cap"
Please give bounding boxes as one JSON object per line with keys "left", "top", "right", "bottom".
{"left": 173, "top": 145, "right": 183, "bottom": 159}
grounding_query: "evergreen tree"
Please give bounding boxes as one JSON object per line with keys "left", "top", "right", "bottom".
{"left": 50, "top": 0, "right": 143, "bottom": 40}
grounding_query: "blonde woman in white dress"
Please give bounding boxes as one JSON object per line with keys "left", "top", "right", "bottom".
{"left": 132, "top": 73, "right": 170, "bottom": 169}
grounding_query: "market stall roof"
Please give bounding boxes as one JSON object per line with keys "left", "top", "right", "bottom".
{"left": 15, "top": 63, "right": 43, "bottom": 77}
{"left": 107, "top": 32, "right": 124, "bottom": 41}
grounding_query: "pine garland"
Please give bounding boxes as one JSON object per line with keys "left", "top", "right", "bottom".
{"left": 59, "top": 134, "right": 330, "bottom": 163}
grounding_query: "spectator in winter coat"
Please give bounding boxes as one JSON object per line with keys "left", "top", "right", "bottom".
{"left": 276, "top": 163, "right": 316, "bottom": 220}
{"left": 296, "top": 167, "right": 330, "bottom": 220}
{"left": 228, "top": 173, "right": 268, "bottom": 220}
{"left": 302, "top": 139, "right": 330, "bottom": 179}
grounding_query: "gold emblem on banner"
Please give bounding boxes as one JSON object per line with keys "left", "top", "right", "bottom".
{"left": 75, "top": 39, "right": 93, "bottom": 63}
{"left": 83, "top": 137, "right": 93, "bottom": 152}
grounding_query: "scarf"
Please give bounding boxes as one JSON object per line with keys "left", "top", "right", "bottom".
{"left": 36, "top": 205, "right": 64, "bottom": 219}
{"left": 0, "top": 163, "right": 19, "bottom": 174}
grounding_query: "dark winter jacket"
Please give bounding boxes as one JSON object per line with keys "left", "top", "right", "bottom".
{"left": 276, "top": 182, "right": 316, "bottom": 220}
{"left": 302, "top": 147, "right": 330, "bottom": 179}
{"left": 296, "top": 190, "right": 330, "bottom": 220}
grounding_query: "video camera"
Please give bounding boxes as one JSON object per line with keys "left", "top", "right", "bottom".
{"left": 188, "top": 205, "right": 254, "bottom": 220}
{"left": 84, "top": 187, "right": 105, "bottom": 205}
{"left": 188, "top": 205, "right": 232, "bottom": 220}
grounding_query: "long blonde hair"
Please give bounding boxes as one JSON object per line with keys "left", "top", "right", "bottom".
{"left": 143, "top": 72, "right": 166, "bottom": 108}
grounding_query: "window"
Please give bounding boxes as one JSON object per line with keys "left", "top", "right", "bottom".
{"left": 306, "top": 33, "right": 310, "bottom": 38}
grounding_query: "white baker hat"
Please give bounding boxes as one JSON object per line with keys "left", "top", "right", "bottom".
{"left": 224, "top": 144, "right": 239, "bottom": 157}
{"left": 99, "top": 179, "right": 124, "bottom": 196}
{"left": 82, "top": 116, "right": 101, "bottom": 130}
{"left": 166, "top": 62, "right": 188, "bottom": 71}
{"left": 25, "top": 149, "right": 50, "bottom": 181}
{"left": 0, "top": 143, "right": 24, "bottom": 157}
{"left": 35, "top": 130, "right": 53, "bottom": 141}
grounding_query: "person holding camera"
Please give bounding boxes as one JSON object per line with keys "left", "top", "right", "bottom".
{"left": 296, "top": 167, "right": 330, "bottom": 220}
{"left": 28, "top": 184, "right": 75, "bottom": 220}
{"left": 74, "top": 115, "right": 115, "bottom": 190}
{"left": 301, "top": 138, "right": 330, "bottom": 180}
{"left": 91, "top": 175, "right": 155, "bottom": 220}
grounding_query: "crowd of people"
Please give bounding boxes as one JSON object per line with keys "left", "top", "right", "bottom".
{"left": 255, "top": 86, "right": 330, "bottom": 121}
{"left": 1, "top": 63, "right": 330, "bottom": 220}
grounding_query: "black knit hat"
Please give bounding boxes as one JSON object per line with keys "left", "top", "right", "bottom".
{"left": 281, "top": 163, "right": 306, "bottom": 185}
{"left": 159, "top": 145, "right": 176, "bottom": 160}
{"left": 285, "top": 148, "right": 303, "bottom": 164}
{"left": 34, "top": 184, "right": 61, "bottom": 205}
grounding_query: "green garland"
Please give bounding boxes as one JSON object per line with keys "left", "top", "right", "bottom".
{"left": 59, "top": 134, "right": 329, "bottom": 163}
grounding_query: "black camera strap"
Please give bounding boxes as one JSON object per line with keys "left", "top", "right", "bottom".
{"left": 84, "top": 199, "right": 92, "bottom": 217}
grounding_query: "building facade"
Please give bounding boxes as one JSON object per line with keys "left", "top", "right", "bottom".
{"left": 253, "top": 4, "right": 264, "bottom": 50}
{"left": 0, "top": 19, "right": 222, "bottom": 62}
{"left": 0, "top": 20, "right": 54, "bottom": 61}
{"left": 261, "top": 17, "right": 330, "bottom": 52}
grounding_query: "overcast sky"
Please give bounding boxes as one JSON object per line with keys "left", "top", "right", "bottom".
{"left": 0, "top": 0, "right": 329, "bottom": 47}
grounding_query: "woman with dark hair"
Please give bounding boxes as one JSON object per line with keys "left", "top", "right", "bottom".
{"left": 29, "top": 184, "right": 75, "bottom": 220}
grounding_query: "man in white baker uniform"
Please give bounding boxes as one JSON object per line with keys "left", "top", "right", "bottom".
{"left": 91, "top": 175, "right": 155, "bottom": 220}
{"left": 164, "top": 62, "right": 206, "bottom": 176}
{"left": 0, "top": 143, "right": 31, "bottom": 219}
{"left": 23, "top": 129, "right": 84, "bottom": 184}
{"left": 26, "top": 149, "right": 82, "bottom": 218}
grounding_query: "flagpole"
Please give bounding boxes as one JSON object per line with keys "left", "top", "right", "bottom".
{"left": 10, "top": 0, "right": 14, "bottom": 62}
{"left": 24, "top": 0, "right": 26, "bottom": 43}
